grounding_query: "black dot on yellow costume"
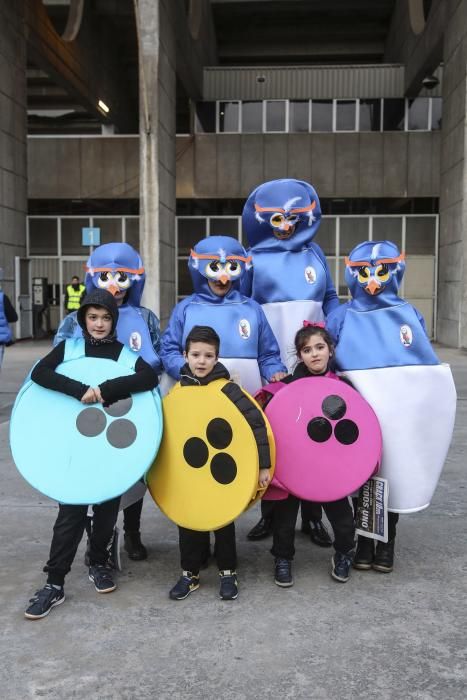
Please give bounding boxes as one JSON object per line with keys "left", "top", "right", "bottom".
{"left": 146, "top": 380, "right": 275, "bottom": 531}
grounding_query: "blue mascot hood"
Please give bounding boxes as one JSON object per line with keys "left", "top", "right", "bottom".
{"left": 345, "top": 240, "right": 406, "bottom": 310}
{"left": 188, "top": 236, "right": 251, "bottom": 303}
{"left": 242, "top": 179, "right": 322, "bottom": 252}
{"left": 85, "top": 242, "right": 145, "bottom": 306}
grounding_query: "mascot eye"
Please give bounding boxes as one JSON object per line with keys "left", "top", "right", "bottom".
{"left": 357, "top": 267, "right": 370, "bottom": 283}
{"left": 115, "top": 271, "right": 130, "bottom": 289}
{"left": 205, "top": 261, "right": 221, "bottom": 279}
{"left": 376, "top": 264, "right": 390, "bottom": 282}
{"left": 226, "top": 261, "right": 241, "bottom": 277}
{"left": 270, "top": 213, "right": 285, "bottom": 228}
{"left": 97, "top": 272, "right": 111, "bottom": 288}
{"left": 286, "top": 215, "right": 299, "bottom": 226}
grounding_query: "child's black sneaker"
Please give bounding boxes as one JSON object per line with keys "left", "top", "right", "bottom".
{"left": 124, "top": 531, "right": 147, "bottom": 561}
{"left": 219, "top": 570, "right": 238, "bottom": 600}
{"left": 169, "top": 571, "right": 200, "bottom": 600}
{"left": 353, "top": 536, "right": 374, "bottom": 570}
{"left": 274, "top": 558, "right": 293, "bottom": 587}
{"left": 331, "top": 551, "right": 353, "bottom": 582}
{"left": 372, "top": 540, "right": 395, "bottom": 573}
{"left": 88, "top": 564, "right": 117, "bottom": 593}
{"left": 24, "top": 584, "right": 65, "bottom": 619}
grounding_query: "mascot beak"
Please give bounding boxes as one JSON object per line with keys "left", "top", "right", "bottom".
{"left": 218, "top": 274, "right": 230, "bottom": 284}
{"left": 365, "top": 278, "right": 381, "bottom": 295}
{"left": 107, "top": 283, "right": 120, "bottom": 296}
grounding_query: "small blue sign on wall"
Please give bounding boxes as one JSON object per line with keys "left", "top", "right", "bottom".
{"left": 82, "top": 227, "right": 101, "bottom": 246}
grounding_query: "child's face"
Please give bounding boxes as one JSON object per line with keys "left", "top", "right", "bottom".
{"left": 85, "top": 306, "right": 113, "bottom": 340}
{"left": 184, "top": 341, "right": 218, "bottom": 378}
{"left": 299, "top": 334, "right": 331, "bottom": 375}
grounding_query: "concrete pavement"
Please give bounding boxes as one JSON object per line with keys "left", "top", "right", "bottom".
{"left": 1, "top": 340, "right": 466, "bottom": 699}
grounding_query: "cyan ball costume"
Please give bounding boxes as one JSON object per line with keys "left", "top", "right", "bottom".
{"left": 160, "top": 236, "right": 286, "bottom": 394}
{"left": 242, "top": 179, "right": 339, "bottom": 369}
{"left": 326, "top": 240, "right": 457, "bottom": 513}
{"left": 55, "top": 242, "right": 161, "bottom": 371}
{"left": 11, "top": 339, "right": 162, "bottom": 505}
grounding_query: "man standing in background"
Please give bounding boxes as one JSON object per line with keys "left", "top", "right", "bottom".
{"left": 64, "top": 275, "right": 85, "bottom": 314}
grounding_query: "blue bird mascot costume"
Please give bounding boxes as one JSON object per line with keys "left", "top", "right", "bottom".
{"left": 242, "top": 178, "right": 339, "bottom": 370}
{"left": 327, "top": 240, "right": 456, "bottom": 515}
{"left": 160, "top": 235, "right": 286, "bottom": 395}
{"left": 55, "top": 242, "right": 161, "bottom": 372}
{"left": 54, "top": 241, "right": 162, "bottom": 562}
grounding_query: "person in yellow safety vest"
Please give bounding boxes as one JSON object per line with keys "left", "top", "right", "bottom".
{"left": 65, "top": 276, "right": 86, "bottom": 314}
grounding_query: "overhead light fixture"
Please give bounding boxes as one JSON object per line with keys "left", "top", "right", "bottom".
{"left": 98, "top": 99, "right": 110, "bottom": 114}
{"left": 421, "top": 75, "right": 439, "bottom": 90}
{"left": 256, "top": 75, "right": 266, "bottom": 84}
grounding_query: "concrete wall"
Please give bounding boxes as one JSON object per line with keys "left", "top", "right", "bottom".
{"left": 28, "top": 136, "right": 139, "bottom": 199}
{"left": 437, "top": 0, "right": 467, "bottom": 347}
{"left": 0, "top": 1, "right": 27, "bottom": 302}
{"left": 176, "top": 132, "right": 441, "bottom": 199}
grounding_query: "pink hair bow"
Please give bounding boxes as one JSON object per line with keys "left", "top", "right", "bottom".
{"left": 303, "top": 320, "right": 325, "bottom": 329}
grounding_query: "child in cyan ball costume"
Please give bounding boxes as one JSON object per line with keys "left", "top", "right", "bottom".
{"left": 24, "top": 289, "right": 158, "bottom": 620}
{"left": 257, "top": 323, "right": 355, "bottom": 587}
{"left": 168, "top": 325, "right": 271, "bottom": 602}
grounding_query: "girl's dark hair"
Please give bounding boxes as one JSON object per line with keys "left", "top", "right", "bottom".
{"left": 294, "top": 324, "right": 334, "bottom": 357}
{"left": 185, "top": 325, "right": 220, "bottom": 355}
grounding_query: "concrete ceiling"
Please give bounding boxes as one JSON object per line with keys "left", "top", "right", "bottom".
{"left": 27, "top": 0, "right": 397, "bottom": 134}
{"left": 211, "top": 0, "right": 397, "bottom": 64}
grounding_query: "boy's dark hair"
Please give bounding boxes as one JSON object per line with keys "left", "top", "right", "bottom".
{"left": 294, "top": 324, "right": 334, "bottom": 356}
{"left": 185, "top": 325, "right": 220, "bottom": 355}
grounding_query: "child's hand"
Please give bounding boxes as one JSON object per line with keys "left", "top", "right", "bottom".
{"left": 81, "top": 387, "right": 98, "bottom": 404}
{"left": 93, "top": 386, "right": 103, "bottom": 403}
{"left": 258, "top": 468, "right": 271, "bottom": 488}
{"left": 270, "top": 372, "right": 287, "bottom": 382}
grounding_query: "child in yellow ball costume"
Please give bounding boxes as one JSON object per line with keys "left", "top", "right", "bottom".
{"left": 158, "top": 326, "right": 271, "bottom": 601}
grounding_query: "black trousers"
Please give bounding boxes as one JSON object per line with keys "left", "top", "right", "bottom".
{"left": 271, "top": 495, "right": 355, "bottom": 560}
{"left": 352, "top": 498, "right": 400, "bottom": 541}
{"left": 387, "top": 512, "right": 399, "bottom": 541}
{"left": 261, "top": 498, "right": 323, "bottom": 522}
{"left": 123, "top": 497, "right": 144, "bottom": 533}
{"left": 44, "top": 498, "right": 120, "bottom": 586}
{"left": 178, "top": 523, "right": 236, "bottom": 574}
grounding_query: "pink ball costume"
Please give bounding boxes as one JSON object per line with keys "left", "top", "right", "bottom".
{"left": 257, "top": 372, "right": 381, "bottom": 502}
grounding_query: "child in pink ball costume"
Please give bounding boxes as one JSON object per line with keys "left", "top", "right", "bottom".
{"left": 256, "top": 323, "right": 359, "bottom": 587}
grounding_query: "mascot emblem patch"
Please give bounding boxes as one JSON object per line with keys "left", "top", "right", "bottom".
{"left": 400, "top": 325, "right": 413, "bottom": 347}
{"left": 304, "top": 266, "right": 317, "bottom": 284}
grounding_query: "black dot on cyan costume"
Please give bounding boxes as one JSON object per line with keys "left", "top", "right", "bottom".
{"left": 104, "top": 397, "right": 133, "bottom": 418}
{"left": 210, "top": 453, "right": 237, "bottom": 485}
{"left": 334, "top": 419, "right": 359, "bottom": 445}
{"left": 307, "top": 417, "right": 333, "bottom": 443}
{"left": 322, "top": 395, "right": 347, "bottom": 420}
{"left": 206, "top": 418, "right": 233, "bottom": 450}
{"left": 106, "top": 419, "right": 137, "bottom": 449}
{"left": 76, "top": 407, "right": 107, "bottom": 437}
{"left": 183, "top": 437, "right": 209, "bottom": 468}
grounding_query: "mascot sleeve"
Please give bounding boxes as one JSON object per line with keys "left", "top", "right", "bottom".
{"left": 256, "top": 304, "right": 288, "bottom": 380}
{"left": 325, "top": 302, "right": 348, "bottom": 345}
{"left": 160, "top": 301, "right": 188, "bottom": 380}
{"left": 53, "top": 312, "right": 78, "bottom": 347}
{"left": 312, "top": 244, "right": 340, "bottom": 316}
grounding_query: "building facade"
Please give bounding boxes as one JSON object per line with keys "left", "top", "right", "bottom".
{"left": 1, "top": 0, "right": 466, "bottom": 346}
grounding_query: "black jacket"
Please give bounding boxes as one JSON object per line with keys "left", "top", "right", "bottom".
{"left": 31, "top": 339, "right": 158, "bottom": 406}
{"left": 179, "top": 362, "right": 271, "bottom": 469}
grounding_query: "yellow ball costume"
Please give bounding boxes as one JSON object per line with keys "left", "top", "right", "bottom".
{"left": 147, "top": 379, "right": 275, "bottom": 531}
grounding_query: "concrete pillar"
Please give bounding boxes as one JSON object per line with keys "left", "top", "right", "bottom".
{"left": 437, "top": 0, "right": 467, "bottom": 347}
{"left": 0, "top": 1, "right": 27, "bottom": 305}
{"left": 136, "top": 0, "right": 177, "bottom": 327}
